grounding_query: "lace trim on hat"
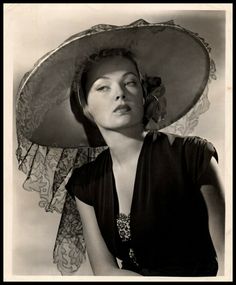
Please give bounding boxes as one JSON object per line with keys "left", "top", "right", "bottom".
{"left": 15, "top": 136, "right": 106, "bottom": 275}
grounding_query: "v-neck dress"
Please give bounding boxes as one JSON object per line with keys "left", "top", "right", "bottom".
{"left": 66, "top": 131, "right": 219, "bottom": 276}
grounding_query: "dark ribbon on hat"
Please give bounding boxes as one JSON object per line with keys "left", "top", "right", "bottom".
{"left": 142, "top": 76, "right": 167, "bottom": 125}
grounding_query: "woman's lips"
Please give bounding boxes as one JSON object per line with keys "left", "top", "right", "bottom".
{"left": 113, "top": 104, "right": 131, "bottom": 113}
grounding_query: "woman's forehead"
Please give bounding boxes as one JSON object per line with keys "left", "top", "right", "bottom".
{"left": 86, "top": 56, "right": 140, "bottom": 80}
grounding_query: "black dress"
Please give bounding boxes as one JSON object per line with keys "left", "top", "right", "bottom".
{"left": 66, "top": 131, "right": 219, "bottom": 276}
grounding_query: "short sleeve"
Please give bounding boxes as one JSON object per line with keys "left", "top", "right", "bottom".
{"left": 65, "top": 165, "right": 93, "bottom": 206}
{"left": 183, "top": 136, "right": 218, "bottom": 184}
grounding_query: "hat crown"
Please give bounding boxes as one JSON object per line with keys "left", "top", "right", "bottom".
{"left": 90, "top": 23, "right": 118, "bottom": 33}
{"left": 90, "top": 19, "right": 150, "bottom": 32}
{"left": 128, "top": 19, "right": 149, "bottom": 26}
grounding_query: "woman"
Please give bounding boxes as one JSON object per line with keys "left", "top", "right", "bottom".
{"left": 66, "top": 48, "right": 225, "bottom": 276}
{"left": 15, "top": 19, "right": 225, "bottom": 276}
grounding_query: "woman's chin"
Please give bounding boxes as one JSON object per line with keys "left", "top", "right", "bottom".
{"left": 104, "top": 121, "right": 143, "bottom": 132}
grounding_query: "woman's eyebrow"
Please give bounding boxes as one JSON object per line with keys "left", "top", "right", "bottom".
{"left": 92, "top": 73, "right": 138, "bottom": 86}
{"left": 92, "top": 76, "right": 110, "bottom": 85}
{"left": 122, "top": 72, "right": 138, "bottom": 78}
{"left": 96, "top": 76, "right": 110, "bottom": 80}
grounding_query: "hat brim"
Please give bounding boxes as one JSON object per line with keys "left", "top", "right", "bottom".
{"left": 16, "top": 19, "right": 211, "bottom": 148}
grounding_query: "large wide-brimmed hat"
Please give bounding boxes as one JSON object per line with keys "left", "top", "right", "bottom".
{"left": 16, "top": 19, "right": 215, "bottom": 148}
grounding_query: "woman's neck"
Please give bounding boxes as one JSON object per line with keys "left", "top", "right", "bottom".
{"left": 99, "top": 124, "right": 147, "bottom": 167}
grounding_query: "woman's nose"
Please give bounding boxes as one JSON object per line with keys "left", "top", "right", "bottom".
{"left": 115, "top": 84, "right": 126, "bottom": 101}
{"left": 115, "top": 94, "right": 126, "bottom": 101}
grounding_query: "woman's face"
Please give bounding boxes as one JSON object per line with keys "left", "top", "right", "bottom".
{"left": 84, "top": 56, "right": 144, "bottom": 131}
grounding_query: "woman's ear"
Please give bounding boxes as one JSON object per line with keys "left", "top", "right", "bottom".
{"left": 83, "top": 105, "right": 95, "bottom": 122}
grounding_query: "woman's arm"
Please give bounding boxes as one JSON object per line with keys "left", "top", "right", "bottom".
{"left": 199, "top": 157, "right": 225, "bottom": 276}
{"left": 75, "top": 197, "right": 141, "bottom": 276}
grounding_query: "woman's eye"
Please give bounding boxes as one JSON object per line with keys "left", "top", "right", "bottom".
{"left": 125, "top": 81, "right": 137, "bottom": 87}
{"left": 96, "top": 86, "right": 110, "bottom": 92}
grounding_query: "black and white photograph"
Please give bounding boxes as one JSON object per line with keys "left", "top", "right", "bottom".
{"left": 4, "top": 3, "right": 232, "bottom": 282}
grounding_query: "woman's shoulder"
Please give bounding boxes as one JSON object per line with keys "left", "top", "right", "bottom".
{"left": 151, "top": 130, "right": 215, "bottom": 148}
{"left": 71, "top": 148, "right": 110, "bottom": 180}
{"left": 67, "top": 149, "right": 109, "bottom": 204}
{"left": 149, "top": 131, "right": 217, "bottom": 161}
